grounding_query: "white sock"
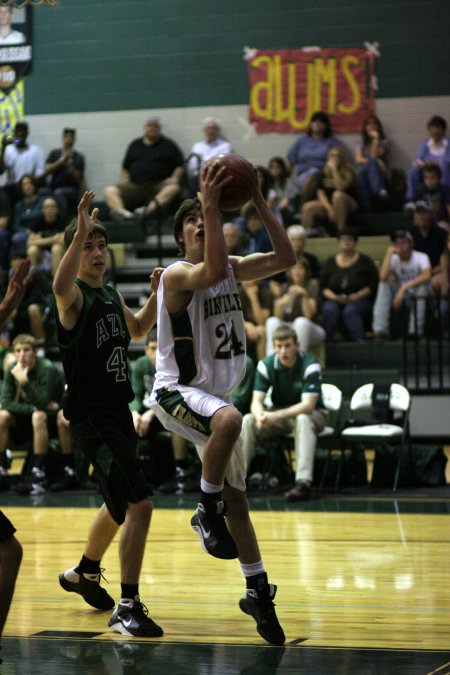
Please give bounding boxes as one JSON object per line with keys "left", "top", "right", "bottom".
{"left": 240, "top": 560, "right": 265, "bottom": 578}
{"left": 200, "top": 477, "right": 224, "bottom": 494}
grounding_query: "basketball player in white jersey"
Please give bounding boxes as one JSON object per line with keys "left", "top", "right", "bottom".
{"left": 149, "top": 161, "right": 295, "bottom": 645}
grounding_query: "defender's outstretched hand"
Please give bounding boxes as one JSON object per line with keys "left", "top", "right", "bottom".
{"left": 77, "top": 190, "right": 100, "bottom": 239}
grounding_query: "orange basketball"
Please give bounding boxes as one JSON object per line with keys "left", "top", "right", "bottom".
{"left": 203, "top": 153, "right": 257, "bottom": 211}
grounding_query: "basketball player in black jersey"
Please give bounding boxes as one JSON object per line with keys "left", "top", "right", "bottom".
{"left": 53, "top": 190, "right": 163, "bottom": 638}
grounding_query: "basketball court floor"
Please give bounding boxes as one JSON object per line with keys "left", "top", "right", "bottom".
{"left": 1, "top": 489, "right": 450, "bottom": 674}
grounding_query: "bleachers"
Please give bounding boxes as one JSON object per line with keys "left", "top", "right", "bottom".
{"left": 91, "top": 204, "right": 435, "bottom": 391}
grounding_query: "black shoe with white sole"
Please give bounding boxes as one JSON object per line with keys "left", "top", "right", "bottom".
{"left": 108, "top": 599, "right": 163, "bottom": 638}
{"left": 59, "top": 567, "right": 115, "bottom": 610}
{"left": 191, "top": 500, "right": 238, "bottom": 560}
{"left": 239, "top": 584, "right": 285, "bottom": 645}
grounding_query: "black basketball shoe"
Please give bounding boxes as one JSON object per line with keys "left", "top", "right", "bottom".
{"left": 191, "top": 500, "right": 238, "bottom": 559}
{"left": 59, "top": 567, "right": 115, "bottom": 610}
{"left": 108, "top": 598, "right": 164, "bottom": 638}
{"left": 239, "top": 584, "right": 285, "bottom": 645}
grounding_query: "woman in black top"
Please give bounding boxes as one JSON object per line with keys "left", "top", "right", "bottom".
{"left": 320, "top": 231, "right": 378, "bottom": 341}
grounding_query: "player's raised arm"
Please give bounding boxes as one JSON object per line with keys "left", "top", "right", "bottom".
{"left": 164, "top": 163, "right": 232, "bottom": 299}
{"left": 53, "top": 190, "right": 99, "bottom": 322}
{"left": 232, "top": 182, "right": 296, "bottom": 281}
{"left": 120, "top": 267, "right": 163, "bottom": 340}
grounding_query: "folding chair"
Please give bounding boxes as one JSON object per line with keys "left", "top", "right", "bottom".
{"left": 277, "top": 383, "right": 344, "bottom": 493}
{"left": 315, "top": 383, "right": 344, "bottom": 491}
{"left": 340, "top": 382, "right": 411, "bottom": 491}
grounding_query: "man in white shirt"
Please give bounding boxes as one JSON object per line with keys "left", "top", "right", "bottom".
{"left": 372, "top": 229, "right": 431, "bottom": 338}
{"left": 0, "top": 122, "right": 45, "bottom": 202}
{"left": 186, "top": 117, "right": 232, "bottom": 195}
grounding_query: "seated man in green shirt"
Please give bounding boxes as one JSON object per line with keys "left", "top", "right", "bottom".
{"left": 130, "top": 329, "right": 192, "bottom": 492}
{"left": 241, "top": 324, "right": 327, "bottom": 502}
{"left": 0, "top": 333, "right": 67, "bottom": 494}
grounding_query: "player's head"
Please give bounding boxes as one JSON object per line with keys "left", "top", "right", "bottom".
{"left": 173, "top": 198, "right": 202, "bottom": 256}
{"left": 64, "top": 218, "right": 108, "bottom": 250}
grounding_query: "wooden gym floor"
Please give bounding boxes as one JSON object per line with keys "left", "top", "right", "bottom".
{"left": 1, "top": 489, "right": 450, "bottom": 674}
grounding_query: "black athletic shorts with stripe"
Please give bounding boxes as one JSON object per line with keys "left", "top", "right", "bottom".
{"left": 71, "top": 407, "right": 151, "bottom": 525}
{"left": 0, "top": 510, "right": 16, "bottom": 543}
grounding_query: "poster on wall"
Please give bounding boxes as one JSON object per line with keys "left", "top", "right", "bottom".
{"left": 247, "top": 47, "right": 376, "bottom": 133}
{"left": 0, "top": 3, "right": 31, "bottom": 137}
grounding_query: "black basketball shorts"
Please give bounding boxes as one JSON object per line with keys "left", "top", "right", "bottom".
{"left": 72, "top": 407, "right": 151, "bottom": 525}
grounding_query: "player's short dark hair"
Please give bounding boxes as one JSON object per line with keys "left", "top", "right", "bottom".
{"left": 272, "top": 324, "right": 298, "bottom": 344}
{"left": 64, "top": 217, "right": 108, "bottom": 250}
{"left": 173, "top": 198, "right": 202, "bottom": 256}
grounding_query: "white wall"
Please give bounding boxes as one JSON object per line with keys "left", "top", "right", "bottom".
{"left": 23, "top": 95, "right": 450, "bottom": 199}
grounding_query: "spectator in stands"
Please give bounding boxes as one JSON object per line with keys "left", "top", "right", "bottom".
{"left": 7, "top": 252, "right": 50, "bottom": 342}
{"left": 320, "top": 231, "right": 378, "bottom": 341}
{"left": 266, "top": 259, "right": 325, "bottom": 354}
{"left": 286, "top": 224, "right": 320, "bottom": 279}
{"left": 301, "top": 146, "right": 359, "bottom": 234}
{"left": 372, "top": 230, "right": 431, "bottom": 339}
{"left": 240, "top": 203, "right": 272, "bottom": 255}
{"left": 103, "top": 117, "right": 184, "bottom": 221}
{"left": 439, "top": 233, "right": 450, "bottom": 336}
{"left": 241, "top": 324, "right": 327, "bottom": 502}
{"left": 26, "top": 196, "right": 65, "bottom": 276}
{"left": 186, "top": 117, "right": 232, "bottom": 196}
{"left": 238, "top": 278, "right": 274, "bottom": 362}
{"left": 12, "top": 174, "right": 44, "bottom": 255}
{"left": 0, "top": 333, "right": 65, "bottom": 495}
{"left": 267, "top": 156, "right": 300, "bottom": 226}
{"left": 405, "top": 115, "right": 450, "bottom": 203}
{"left": 0, "top": 121, "right": 45, "bottom": 203}
{"left": 45, "top": 128, "right": 85, "bottom": 219}
{"left": 130, "top": 330, "right": 194, "bottom": 494}
{"left": 355, "top": 114, "right": 390, "bottom": 209}
{"left": 411, "top": 165, "right": 450, "bottom": 229}
{"left": 410, "top": 200, "right": 447, "bottom": 294}
{"left": 0, "top": 187, "right": 11, "bottom": 270}
{"left": 48, "top": 410, "right": 79, "bottom": 491}
{"left": 287, "top": 111, "right": 340, "bottom": 198}
{"left": 223, "top": 221, "right": 247, "bottom": 256}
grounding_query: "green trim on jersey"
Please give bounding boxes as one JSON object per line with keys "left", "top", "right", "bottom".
{"left": 170, "top": 309, "right": 197, "bottom": 385}
{"left": 255, "top": 351, "right": 323, "bottom": 408}
{"left": 155, "top": 386, "right": 211, "bottom": 436}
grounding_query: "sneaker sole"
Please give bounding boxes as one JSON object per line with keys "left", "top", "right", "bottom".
{"left": 108, "top": 619, "right": 164, "bottom": 638}
{"left": 190, "top": 516, "right": 238, "bottom": 560}
{"left": 58, "top": 573, "right": 115, "bottom": 610}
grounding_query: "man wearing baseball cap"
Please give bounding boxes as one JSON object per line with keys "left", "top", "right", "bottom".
{"left": 371, "top": 228, "right": 431, "bottom": 338}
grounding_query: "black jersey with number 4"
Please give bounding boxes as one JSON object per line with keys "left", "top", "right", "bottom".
{"left": 56, "top": 278, "right": 133, "bottom": 422}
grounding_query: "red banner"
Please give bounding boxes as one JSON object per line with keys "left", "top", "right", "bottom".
{"left": 248, "top": 47, "right": 376, "bottom": 133}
